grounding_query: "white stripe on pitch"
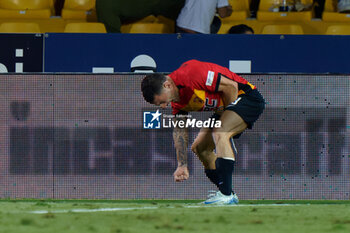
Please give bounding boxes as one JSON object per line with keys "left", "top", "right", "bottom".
{"left": 31, "top": 206, "right": 158, "bottom": 214}
{"left": 30, "top": 204, "right": 302, "bottom": 214}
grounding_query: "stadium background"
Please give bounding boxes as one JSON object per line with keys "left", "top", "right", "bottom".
{"left": 0, "top": 74, "right": 349, "bottom": 200}
{"left": 0, "top": 0, "right": 350, "bottom": 201}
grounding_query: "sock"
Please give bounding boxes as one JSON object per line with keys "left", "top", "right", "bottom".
{"left": 215, "top": 157, "right": 235, "bottom": 196}
{"left": 204, "top": 169, "right": 220, "bottom": 188}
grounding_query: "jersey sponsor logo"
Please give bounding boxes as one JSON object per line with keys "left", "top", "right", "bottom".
{"left": 203, "top": 98, "right": 218, "bottom": 111}
{"left": 206, "top": 71, "right": 215, "bottom": 86}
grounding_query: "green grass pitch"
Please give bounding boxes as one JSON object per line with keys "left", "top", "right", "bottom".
{"left": 0, "top": 200, "right": 349, "bottom": 233}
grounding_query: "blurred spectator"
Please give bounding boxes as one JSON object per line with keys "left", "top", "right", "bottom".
{"left": 210, "top": 16, "right": 222, "bottom": 34}
{"left": 314, "top": 0, "right": 325, "bottom": 18}
{"left": 250, "top": 0, "right": 260, "bottom": 18}
{"left": 96, "top": 0, "right": 185, "bottom": 33}
{"left": 55, "top": 0, "right": 65, "bottom": 16}
{"left": 338, "top": 0, "right": 350, "bottom": 12}
{"left": 268, "top": 0, "right": 313, "bottom": 12}
{"left": 228, "top": 24, "right": 254, "bottom": 34}
{"left": 269, "top": 0, "right": 293, "bottom": 12}
{"left": 176, "top": 0, "right": 232, "bottom": 34}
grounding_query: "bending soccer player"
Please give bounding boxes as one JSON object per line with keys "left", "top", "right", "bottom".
{"left": 141, "top": 60, "right": 265, "bottom": 205}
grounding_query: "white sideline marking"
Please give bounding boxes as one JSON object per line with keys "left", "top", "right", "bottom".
{"left": 30, "top": 204, "right": 302, "bottom": 214}
{"left": 31, "top": 206, "right": 158, "bottom": 214}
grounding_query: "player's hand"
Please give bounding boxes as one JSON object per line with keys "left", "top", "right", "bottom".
{"left": 226, "top": 5, "right": 233, "bottom": 16}
{"left": 173, "top": 166, "right": 189, "bottom": 182}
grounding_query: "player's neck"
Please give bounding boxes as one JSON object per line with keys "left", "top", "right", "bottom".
{"left": 170, "top": 84, "right": 180, "bottom": 102}
{"left": 167, "top": 76, "right": 180, "bottom": 102}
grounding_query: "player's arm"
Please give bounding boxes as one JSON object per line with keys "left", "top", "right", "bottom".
{"left": 172, "top": 115, "right": 189, "bottom": 182}
{"left": 173, "top": 120, "right": 188, "bottom": 167}
{"left": 217, "top": 76, "right": 239, "bottom": 107}
{"left": 217, "top": 5, "right": 233, "bottom": 18}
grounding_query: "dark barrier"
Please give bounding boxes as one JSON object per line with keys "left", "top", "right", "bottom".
{"left": 1, "top": 33, "right": 350, "bottom": 74}
{"left": 0, "top": 74, "right": 348, "bottom": 199}
{"left": 0, "top": 34, "right": 43, "bottom": 73}
{"left": 44, "top": 34, "right": 350, "bottom": 73}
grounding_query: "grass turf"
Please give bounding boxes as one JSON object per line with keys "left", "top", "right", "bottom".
{"left": 0, "top": 200, "right": 349, "bottom": 233}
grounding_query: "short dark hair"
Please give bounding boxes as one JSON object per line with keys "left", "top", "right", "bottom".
{"left": 228, "top": 24, "right": 254, "bottom": 34}
{"left": 141, "top": 73, "right": 167, "bottom": 104}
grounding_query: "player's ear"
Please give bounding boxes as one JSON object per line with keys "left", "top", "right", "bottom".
{"left": 163, "top": 80, "right": 171, "bottom": 89}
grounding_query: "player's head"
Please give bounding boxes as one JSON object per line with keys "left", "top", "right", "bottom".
{"left": 141, "top": 73, "right": 176, "bottom": 108}
{"left": 228, "top": 24, "right": 254, "bottom": 34}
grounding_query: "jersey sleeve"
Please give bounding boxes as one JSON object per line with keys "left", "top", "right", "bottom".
{"left": 184, "top": 60, "right": 222, "bottom": 93}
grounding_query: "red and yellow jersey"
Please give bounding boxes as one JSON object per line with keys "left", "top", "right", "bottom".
{"left": 168, "top": 60, "right": 256, "bottom": 115}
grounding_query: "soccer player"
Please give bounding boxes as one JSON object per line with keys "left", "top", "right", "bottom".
{"left": 141, "top": 60, "right": 265, "bottom": 205}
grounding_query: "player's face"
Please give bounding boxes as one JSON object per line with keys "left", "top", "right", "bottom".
{"left": 152, "top": 79, "right": 177, "bottom": 108}
{"left": 153, "top": 89, "right": 171, "bottom": 109}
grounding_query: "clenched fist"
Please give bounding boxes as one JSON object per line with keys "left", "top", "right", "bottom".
{"left": 173, "top": 166, "right": 189, "bottom": 182}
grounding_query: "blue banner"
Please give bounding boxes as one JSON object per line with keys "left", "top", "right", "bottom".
{"left": 44, "top": 33, "right": 350, "bottom": 74}
{"left": 0, "top": 34, "right": 43, "bottom": 73}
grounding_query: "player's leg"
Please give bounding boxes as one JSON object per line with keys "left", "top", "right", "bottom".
{"left": 191, "top": 127, "right": 220, "bottom": 187}
{"left": 205, "top": 91, "right": 265, "bottom": 204}
{"left": 191, "top": 127, "right": 216, "bottom": 168}
{"left": 212, "top": 111, "right": 247, "bottom": 196}
{"left": 96, "top": 1, "right": 122, "bottom": 33}
{"left": 213, "top": 111, "right": 247, "bottom": 160}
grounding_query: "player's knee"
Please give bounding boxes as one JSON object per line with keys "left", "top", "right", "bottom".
{"left": 191, "top": 143, "right": 198, "bottom": 154}
{"left": 212, "top": 131, "right": 230, "bottom": 144}
{"left": 191, "top": 143, "right": 211, "bottom": 157}
{"left": 191, "top": 143, "right": 206, "bottom": 155}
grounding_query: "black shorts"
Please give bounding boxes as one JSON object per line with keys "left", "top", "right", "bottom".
{"left": 211, "top": 89, "right": 265, "bottom": 130}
